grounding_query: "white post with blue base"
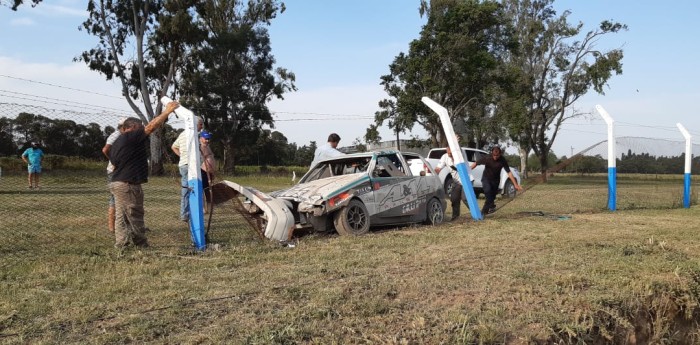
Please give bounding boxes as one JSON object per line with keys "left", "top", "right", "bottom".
{"left": 677, "top": 123, "right": 692, "bottom": 208}
{"left": 421, "top": 97, "right": 483, "bottom": 220}
{"left": 596, "top": 105, "right": 616, "bottom": 211}
{"left": 161, "top": 97, "right": 207, "bottom": 250}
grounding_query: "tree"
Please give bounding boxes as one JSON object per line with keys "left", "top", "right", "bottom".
{"left": 178, "top": 0, "right": 295, "bottom": 173}
{"left": 376, "top": 0, "right": 512, "bottom": 148}
{"left": 9, "top": 0, "right": 41, "bottom": 10}
{"left": 501, "top": 0, "right": 626, "bottom": 180}
{"left": 77, "top": 0, "right": 204, "bottom": 175}
{"left": 0, "top": 117, "right": 17, "bottom": 156}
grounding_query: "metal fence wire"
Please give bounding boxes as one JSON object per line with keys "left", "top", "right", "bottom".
{"left": 1, "top": 102, "right": 699, "bottom": 267}
{"left": 0, "top": 102, "right": 262, "bottom": 267}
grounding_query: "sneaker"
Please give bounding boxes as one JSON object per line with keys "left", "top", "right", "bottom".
{"left": 27, "top": 186, "right": 33, "bottom": 190}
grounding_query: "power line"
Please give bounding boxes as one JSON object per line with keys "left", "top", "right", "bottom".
{"left": 0, "top": 74, "right": 123, "bottom": 99}
{"left": 0, "top": 89, "right": 131, "bottom": 114}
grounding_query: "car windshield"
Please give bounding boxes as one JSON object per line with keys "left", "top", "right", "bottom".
{"left": 302, "top": 156, "right": 373, "bottom": 183}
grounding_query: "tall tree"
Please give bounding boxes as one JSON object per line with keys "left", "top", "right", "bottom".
{"left": 9, "top": 0, "right": 41, "bottom": 10}
{"left": 179, "top": 0, "right": 295, "bottom": 173}
{"left": 76, "top": 0, "right": 204, "bottom": 175}
{"left": 501, "top": 0, "right": 626, "bottom": 179}
{"left": 375, "top": 0, "right": 512, "bottom": 147}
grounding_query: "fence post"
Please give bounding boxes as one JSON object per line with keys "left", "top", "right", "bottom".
{"left": 422, "top": 97, "right": 482, "bottom": 220}
{"left": 162, "top": 96, "right": 207, "bottom": 250}
{"left": 595, "top": 105, "right": 616, "bottom": 211}
{"left": 677, "top": 123, "right": 692, "bottom": 208}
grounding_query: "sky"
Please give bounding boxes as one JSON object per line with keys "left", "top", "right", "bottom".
{"left": 1, "top": 0, "right": 699, "bottom": 157}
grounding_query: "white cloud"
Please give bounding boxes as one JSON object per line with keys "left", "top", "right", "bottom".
{"left": 41, "top": 4, "right": 87, "bottom": 17}
{"left": 9, "top": 17, "right": 35, "bottom": 26}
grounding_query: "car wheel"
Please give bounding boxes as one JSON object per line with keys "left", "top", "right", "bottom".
{"left": 444, "top": 176, "right": 454, "bottom": 196}
{"left": 333, "top": 199, "right": 370, "bottom": 236}
{"left": 423, "top": 197, "right": 444, "bottom": 225}
{"left": 503, "top": 180, "right": 516, "bottom": 198}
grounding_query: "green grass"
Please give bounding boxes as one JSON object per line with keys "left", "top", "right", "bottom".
{"left": 1, "top": 173, "right": 700, "bottom": 343}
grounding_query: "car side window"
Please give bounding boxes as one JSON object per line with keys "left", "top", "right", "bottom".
{"left": 465, "top": 150, "right": 474, "bottom": 162}
{"left": 374, "top": 154, "right": 406, "bottom": 177}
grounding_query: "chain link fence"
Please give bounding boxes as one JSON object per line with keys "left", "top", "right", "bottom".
{"left": 0, "top": 102, "right": 272, "bottom": 268}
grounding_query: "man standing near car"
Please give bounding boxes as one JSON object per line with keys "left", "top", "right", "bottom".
{"left": 435, "top": 146, "right": 470, "bottom": 221}
{"left": 309, "top": 133, "right": 345, "bottom": 168}
{"left": 470, "top": 146, "right": 522, "bottom": 216}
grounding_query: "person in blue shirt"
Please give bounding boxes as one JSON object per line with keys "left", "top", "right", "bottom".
{"left": 21, "top": 141, "right": 44, "bottom": 190}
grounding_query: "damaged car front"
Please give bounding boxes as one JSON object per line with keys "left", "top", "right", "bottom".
{"left": 270, "top": 153, "right": 376, "bottom": 233}
{"left": 271, "top": 151, "right": 446, "bottom": 236}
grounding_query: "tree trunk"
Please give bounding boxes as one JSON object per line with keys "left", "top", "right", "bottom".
{"left": 223, "top": 142, "right": 236, "bottom": 174}
{"left": 518, "top": 145, "right": 529, "bottom": 179}
{"left": 539, "top": 151, "right": 548, "bottom": 182}
{"left": 149, "top": 127, "right": 165, "bottom": 176}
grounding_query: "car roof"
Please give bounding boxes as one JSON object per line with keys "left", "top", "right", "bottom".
{"left": 430, "top": 147, "right": 487, "bottom": 154}
{"left": 317, "top": 150, "right": 424, "bottom": 164}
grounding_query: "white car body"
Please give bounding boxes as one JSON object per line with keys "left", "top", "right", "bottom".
{"left": 425, "top": 147, "right": 521, "bottom": 198}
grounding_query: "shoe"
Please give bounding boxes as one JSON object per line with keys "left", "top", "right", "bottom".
{"left": 27, "top": 186, "right": 33, "bottom": 190}
{"left": 450, "top": 215, "right": 460, "bottom": 222}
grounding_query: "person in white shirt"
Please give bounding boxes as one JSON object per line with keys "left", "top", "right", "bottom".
{"left": 309, "top": 133, "right": 345, "bottom": 168}
{"left": 101, "top": 117, "right": 127, "bottom": 233}
{"left": 171, "top": 116, "right": 203, "bottom": 222}
{"left": 435, "top": 146, "right": 470, "bottom": 221}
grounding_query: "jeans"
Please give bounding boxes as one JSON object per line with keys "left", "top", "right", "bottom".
{"left": 481, "top": 178, "right": 499, "bottom": 214}
{"left": 179, "top": 165, "right": 189, "bottom": 221}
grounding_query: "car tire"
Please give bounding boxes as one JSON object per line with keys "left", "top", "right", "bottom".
{"left": 333, "top": 199, "right": 370, "bottom": 236}
{"left": 503, "top": 180, "right": 516, "bottom": 198}
{"left": 423, "top": 197, "right": 444, "bottom": 225}
{"left": 444, "top": 176, "right": 454, "bottom": 196}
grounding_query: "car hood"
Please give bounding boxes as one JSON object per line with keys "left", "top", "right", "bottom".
{"left": 271, "top": 173, "right": 367, "bottom": 201}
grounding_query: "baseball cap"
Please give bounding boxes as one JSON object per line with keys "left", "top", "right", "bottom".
{"left": 200, "top": 131, "right": 212, "bottom": 139}
{"left": 117, "top": 117, "right": 128, "bottom": 127}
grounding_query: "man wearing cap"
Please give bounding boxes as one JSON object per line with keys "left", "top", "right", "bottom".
{"left": 21, "top": 141, "right": 44, "bottom": 190}
{"left": 109, "top": 101, "right": 180, "bottom": 249}
{"left": 102, "top": 117, "right": 127, "bottom": 233}
{"left": 171, "top": 116, "right": 204, "bottom": 222}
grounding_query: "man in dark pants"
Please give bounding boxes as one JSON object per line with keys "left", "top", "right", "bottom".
{"left": 109, "top": 101, "right": 180, "bottom": 248}
{"left": 470, "top": 146, "right": 522, "bottom": 216}
{"left": 435, "top": 146, "right": 470, "bottom": 221}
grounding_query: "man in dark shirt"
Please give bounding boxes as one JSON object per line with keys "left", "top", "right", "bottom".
{"left": 109, "top": 101, "right": 180, "bottom": 248}
{"left": 470, "top": 146, "right": 522, "bottom": 216}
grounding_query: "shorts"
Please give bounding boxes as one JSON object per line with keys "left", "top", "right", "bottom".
{"left": 107, "top": 173, "right": 115, "bottom": 207}
{"left": 28, "top": 165, "right": 41, "bottom": 174}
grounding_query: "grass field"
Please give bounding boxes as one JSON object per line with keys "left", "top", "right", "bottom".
{"left": 1, "top": 172, "right": 700, "bottom": 343}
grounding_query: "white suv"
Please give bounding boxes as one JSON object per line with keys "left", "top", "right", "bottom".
{"left": 425, "top": 147, "right": 520, "bottom": 198}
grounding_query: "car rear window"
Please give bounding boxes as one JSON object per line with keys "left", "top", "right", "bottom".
{"left": 428, "top": 149, "right": 445, "bottom": 159}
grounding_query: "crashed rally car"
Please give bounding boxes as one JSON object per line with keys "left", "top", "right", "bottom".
{"left": 216, "top": 151, "right": 446, "bottom": 242}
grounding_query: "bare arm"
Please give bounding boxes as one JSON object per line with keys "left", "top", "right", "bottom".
{"left": 145, "top": 101, "right": 179, "bottom": 135}
{"left": 507, "top": 171, "right": 523, "bottom": 191}
{"left": 102, "top": 144, "right": 111, "bottom": 159}
{"left": 172, "top": 145, "right": 180, "bottom": 156}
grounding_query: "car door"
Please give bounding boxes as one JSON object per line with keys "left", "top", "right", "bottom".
{"left": 466, "top": 148, "right": 486, "bottom": 189}
{"left": 369, "top": 153, "right": 422, "bottom": 223}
